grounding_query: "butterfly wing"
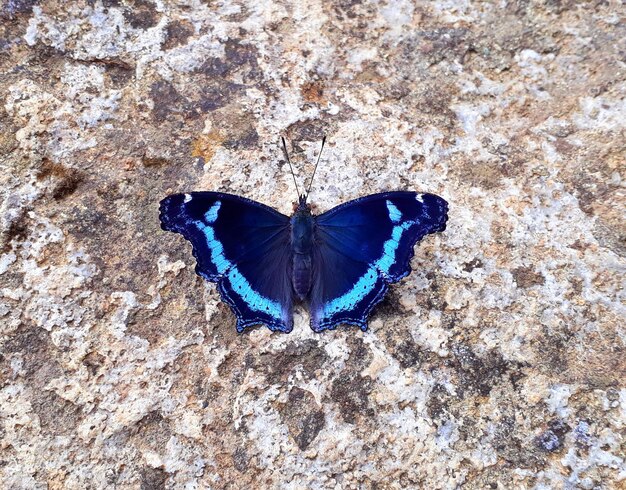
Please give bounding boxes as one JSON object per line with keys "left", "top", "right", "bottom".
{"left": 311, "top": 191, "right": 448, "bottom": 332}
{"left": 159, "top": 192, "right": 294, "bottom": 333}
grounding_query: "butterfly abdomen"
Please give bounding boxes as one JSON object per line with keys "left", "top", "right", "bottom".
{"left": 292, "top": 254, "right": 313, "bottom": 300}
{"left": 290, "top": 209, "right": 315, "bottom": 300}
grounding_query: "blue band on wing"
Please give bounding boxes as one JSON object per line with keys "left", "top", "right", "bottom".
{"left": 194, "top": 200, "right": 282, "bottom": 319}
{"left": 386, "top": 200, "right": 402, "bottom": 224}
{"left": 195, "top": 220, "right": 229, "bottom": 274}
{"left": 322, "top": 267, "right": 378, "bottom": 318}
{"left": 205, "top": 201, "right": 221, "bottom": 223}
{"left": 226, "top": 267, "right": 283, "bottom": 318}
{"left": 375, "top": 221, "right": 413, "bottom": 278}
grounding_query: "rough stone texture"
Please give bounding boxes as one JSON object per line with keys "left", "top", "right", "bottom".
{"left": 0, "top": 0, "right": 624, "bottom": 488}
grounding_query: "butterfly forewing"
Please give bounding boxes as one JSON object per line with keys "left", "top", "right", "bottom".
{"left": 159, "top": 192, "right": 294, "bottom": 332}
{"left": 310, "top": 191, "right": 448, "bottom": 332}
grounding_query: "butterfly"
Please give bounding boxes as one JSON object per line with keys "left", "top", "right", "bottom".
{"left": 159, "top": 137, "right": 448, "bottom": 333}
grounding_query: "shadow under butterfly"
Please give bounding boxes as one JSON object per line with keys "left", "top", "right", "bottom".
{"left": 159, "top": 137, "right": 448, "bottom": 333}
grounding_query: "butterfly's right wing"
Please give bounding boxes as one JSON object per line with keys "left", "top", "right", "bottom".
{"left": 160, "top": 192, "right": 294, "bottom": 333}
{"left": 310, "top": 192, "right": 448, "bottom": 332}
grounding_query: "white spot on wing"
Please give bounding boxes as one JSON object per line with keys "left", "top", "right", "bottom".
{"left": 415, "top": 193, "right": 424, "bottom": 203}
{"left": 184, "top": 194, "right": 192, "bottom": 203}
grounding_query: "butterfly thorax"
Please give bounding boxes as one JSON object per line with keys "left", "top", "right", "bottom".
{"left": 290, "top": 207, "right": 315, "bottom": 300}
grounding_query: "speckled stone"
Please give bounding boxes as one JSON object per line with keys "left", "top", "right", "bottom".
{"left": 1, "top": 1, "right": 624, "bottom": 488}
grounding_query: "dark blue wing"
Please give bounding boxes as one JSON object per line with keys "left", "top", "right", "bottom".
{"left": 311, "top": 191, "right": 448, "bottom": 332}
{"left": 159, "top": 192, "right": 293, "bottom": 333}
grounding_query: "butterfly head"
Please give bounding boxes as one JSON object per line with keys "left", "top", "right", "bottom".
{"left": 293, "top": 194, "right": 311, "bottom": 213}
{"left": 298, "top": 193, "right": 308, "bottom": 208}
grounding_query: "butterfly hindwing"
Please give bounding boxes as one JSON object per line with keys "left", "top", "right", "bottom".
{"left": 159, "top": 192, "right": 294, "bottom": 333}
{"left": 310, "top": 191, "right": 448, "bottom": 332}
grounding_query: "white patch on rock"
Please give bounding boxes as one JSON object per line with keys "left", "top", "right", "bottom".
{"left": 0, "top": 252, "right": 16, "bottom": 275}
{"left": 546, "top": 384, "right": 574, "bottom": 417}
{"left": 324, "top": 337, "right": 350, "bottom": 369}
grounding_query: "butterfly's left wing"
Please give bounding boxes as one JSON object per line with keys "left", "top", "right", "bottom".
{"left": 311, "top": 191, "right": 448, "bottom": 332}
{"left": 159, "top": 192, "right": 294, "bottom": 333}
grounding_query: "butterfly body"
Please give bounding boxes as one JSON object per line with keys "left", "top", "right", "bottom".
{"left": 290, "top": 202, "right": 315, "bottom": 301}
{"left": 159, "top": 190, "right": 448, "bottom": 334}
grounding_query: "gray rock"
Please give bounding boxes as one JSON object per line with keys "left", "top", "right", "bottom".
{"left": 0, "top": 1, "right": 624, "bottom": 488}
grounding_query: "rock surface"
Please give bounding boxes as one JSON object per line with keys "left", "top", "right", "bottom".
{"left": 1, "top": 1, "right": 624, "bottom": 488}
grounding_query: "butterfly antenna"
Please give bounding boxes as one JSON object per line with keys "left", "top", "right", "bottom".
{"left": 305, "top": 135, "right": 326, "bottom": 201}
{"left": 281, "top": 136, "right": 302, "bottom": 199}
